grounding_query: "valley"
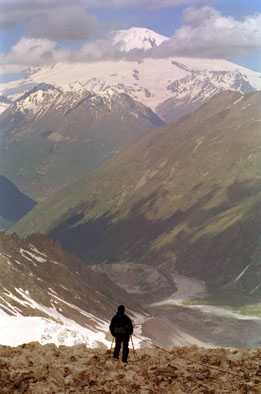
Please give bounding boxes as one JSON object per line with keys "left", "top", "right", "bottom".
{"left": 13, "top": 91, "right": 261, "bottom": 297}
{"left": 1, "top": 231, "right": 260, "bottom": 349}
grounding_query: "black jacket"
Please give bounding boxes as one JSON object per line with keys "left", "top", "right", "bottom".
{"left": 110, "top": 312, "right": 133, "bottom": 337}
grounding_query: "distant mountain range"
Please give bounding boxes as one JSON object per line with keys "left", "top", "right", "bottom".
{"left": 1, "top": 28, "right": 260, "bottom": 114}
{"left": 0, "top": 27, "right": 260, "bottom": 200}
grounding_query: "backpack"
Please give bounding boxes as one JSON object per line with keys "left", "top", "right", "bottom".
{"left": 113, "top": 315, "right": 130, "bottom": 335}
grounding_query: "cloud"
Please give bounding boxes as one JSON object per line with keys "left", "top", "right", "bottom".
{"left": 1, "top": 5, "right": 261, "bottom": 72}
{"left": 0, "top": 0, "right": 212, "bottom": 44}
{"left": 0, "top": 1, "right": 97, "bottom": 41}
{"left": 76, "top": 39, "right": 118, "bottom": 61}
{"left": 0, "top": 0, "right": 213, "bottom": 19}
{"left": 182, "top": 6, "right": 219, "bottom": 26}
{"left": 0, "top": 38, "right": 70, "bottom": 73}
{"left": 27, "top": 6, "right": 97, "bottom": 41}
{"left": 0, "top": 0, "right": 211, "bottom": 42}
{"left": 84, "top": 0, "right": 211, "bottom": 8}
{"left": 152, "top": 7, "right": 261, "bottom": 58}
{"left": 74, "top": 8, "right": 261, "bottom": 61}
{"left": 0, "top": 64, "right": 28, "bottom": 76}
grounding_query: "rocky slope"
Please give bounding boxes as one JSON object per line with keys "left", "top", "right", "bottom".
{"left": 2, "top": 233, "right": 261, "bottom": 349}
{"left": 0, "top": 343, "right": 260, "bottom": 393}
{"left": 0, "top": 232, "right": 145, "bottom": 347}
{"left": 0, "top": 83, "right": 163, "bottom": 199}
{"left": 13, "top": 91, "right": 261, "bottom": 301}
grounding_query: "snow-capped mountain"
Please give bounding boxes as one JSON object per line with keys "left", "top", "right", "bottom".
{"left": 0, "top": 82, "right": 163, "bottom": 199}
{"left": 157, "top": 69, "right": 256, "bottom": 122}
{"left": 14, "top": 83, "right": 62, "bottom": 117}
{"left": 1, "top": 27, "right": 261, "bottom": 197}
{"left": 12, "top": 82, "right": 162, "bottom": 125}
{"left": 0, "top": 233, "right": 146, "bottom": 347}
{"left": 111, "top": 27, "right": 168, "bottom": 52}
{"left": 1, "top": 54, "right": 260, "bottom": 123}
{"left": 0, "top": 28, "right": 260, "bottom": 125}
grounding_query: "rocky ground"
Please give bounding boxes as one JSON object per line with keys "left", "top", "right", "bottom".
{"left": 0, "top": 343, "right": 261, "bottom": 393}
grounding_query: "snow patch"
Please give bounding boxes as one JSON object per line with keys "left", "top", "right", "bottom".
{"left": 0, "top": 312, "right": 108, "bottom": 348}
{"left": 20, "top": 248, "right": 46, "bottom": 264}
{"left": 234, "top": 264, "right": 251, "bottom": 283}
{"left": 250, "top": 282, "right": 261, "bottom": 295}
{"left": 151, "top": 273, "right": 207, "bottom": 306}
{"left": 0, "top": 289, "right": 111, "bottom": 347}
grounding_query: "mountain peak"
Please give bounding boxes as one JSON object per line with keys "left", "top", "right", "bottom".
{"left": 111, "top": 27, "right": 168, "bottom": 52}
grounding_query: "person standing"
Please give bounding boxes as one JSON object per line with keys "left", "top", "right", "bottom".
{"left": 109, "top": 305, "right": 133, "bottom": 363}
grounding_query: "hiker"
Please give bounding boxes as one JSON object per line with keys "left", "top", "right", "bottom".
{"left": 110, "top": 305, "right": 133, "bottom": 363}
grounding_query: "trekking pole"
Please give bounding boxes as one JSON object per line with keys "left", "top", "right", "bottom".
{"left": 130, "top": 336, "right": 136, "bottom": 359}
{"left": 110, "top": 337, "right": 115, "bottom": 352}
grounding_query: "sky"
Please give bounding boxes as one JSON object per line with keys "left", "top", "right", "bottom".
{"left": 0, "top": 0, "right": 261, "bottom": 83}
